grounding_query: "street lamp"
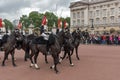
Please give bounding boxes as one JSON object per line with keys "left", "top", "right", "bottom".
{"left": 91, "top": 19, "right": 94, "bottom": 30}
{"left": 91, "top": 19, "right": 94, "bottom": 34}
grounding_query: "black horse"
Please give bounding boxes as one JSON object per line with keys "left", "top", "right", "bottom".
{"left": 27, "top": 30, "right": 73, "bottom": 73}
{"left": 19, "top": 34, "right": 37, "bottom": 61}
{"left": 59, "top": 28, "right": 82, "bottom": 66}
{"left": 2, "top": 29, "right": 23, "bottom": 66}
{"left": 70, "top": 29, "right": 82, "bottom": 60}
{"left": 28, "top": 33, "right": 60, "bottom": 73}
{"left": 82, "top": 30, "right": 90, "bottom": 44}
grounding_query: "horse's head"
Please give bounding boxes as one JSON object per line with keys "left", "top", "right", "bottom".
{"left": 75, "top": 29, "right": 81, "bottom": 38}
{"left": 64, "top": 28, "right": 73, "bottom": 40}
{"left": 12, "top": 29, "right": 24, "bottom": 49}
{"left": 12, "top": 29, "right": 23, "bottom": 40}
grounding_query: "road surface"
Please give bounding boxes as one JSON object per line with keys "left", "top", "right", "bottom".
{"left": 0, "top": 44, "right": 120, "bottom": 80}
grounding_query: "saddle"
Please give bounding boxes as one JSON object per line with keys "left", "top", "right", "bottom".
{"left": 32, "top": 36, "right": 48, "bottom": 44}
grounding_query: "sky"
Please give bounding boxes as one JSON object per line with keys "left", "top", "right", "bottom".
{"left": 0, "top": 0, "right": 80, "bottom": 21}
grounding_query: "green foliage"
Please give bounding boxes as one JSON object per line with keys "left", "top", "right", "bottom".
{"left": 3, "top": 19, "right": 14, "bottom": 30}
{"left": 45, "top": 12, "right": 58, "bottom": 30}
{"left": 20, "top": 11, "right": 70, "bottom": 31}
{"left": 20, "top": 15, "right": 30, "bottom": 29}
{"left": 65, "top": 17, "right": 70, "bottom": 27}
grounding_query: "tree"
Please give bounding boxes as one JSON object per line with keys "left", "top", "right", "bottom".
{"left": 45, "top": 12, "right": 58, "bottom": 30}
{"left": 20, "top": 11, "right": 70, "bottom": 31}
{"left": 3, "top": 19, "right": 14, "bottom": 32}
{"left": 20, "top": 15, "right": 30, "bottom": 29}
{"left": 29, "top": 11, "right": 40, "bottom": 28}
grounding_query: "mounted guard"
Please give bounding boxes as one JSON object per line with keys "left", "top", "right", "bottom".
{"left": 56, "top": 18, "right": 62, "bottom": 34}
{"left": 39, "top": 15, "right": 50, "bottom": 54}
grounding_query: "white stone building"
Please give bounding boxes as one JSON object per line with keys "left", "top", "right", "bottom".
{"left": 70, "top": 0, "right": 120, "bottom": 34}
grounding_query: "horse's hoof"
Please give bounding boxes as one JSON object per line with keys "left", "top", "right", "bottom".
{"left": 66, "top": 57, "right": 68, "bottom": 59}
{"left": 30, "top": 63, "right": 34, "bottom": 68}
{"left": 35, "top": 67, "right": 40, "bottom": 70}
{"left": 59, "top": 58, "right": 62, "bottom": 63}
{"left": 46, "top": 62, "right": 49, "bottom": 64}
{"left": 29, "top": 66, "right": 32, "bottom": 68}
{"left": 77, "top": 57, "right": 80, "bottom": 60}
{"left": 70, "top": 63, "right": 74, "bottom": 67}
{"left": 13, "top": 65, "right": 17, "bottom": 67}
{"left": 50, "top": 65, "right": 55, "bottom": 69}
{"left": 14, "top": 58, "right": 16, "bottom": 61}
{"left": 78, "top": 58, "right": 80, "bottom": 60}
{"left": 24, "top": 59, "right": 28, "bottom": 62}
{"left": 2, "top": 64, "right": 5, "bottom": 66}
{"left": 50, "top": 66, "right": 52, "bottom": 69}
{"left": 58, "top": 62, "right": 61, "bottom": 64}
{"left": 56, "top": 71, "right": 59, "bottom": 74}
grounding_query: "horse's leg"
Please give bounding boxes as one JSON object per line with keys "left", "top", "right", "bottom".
{"left": 24, "top": 43, "right": 30, "bottom": 61}
{"left": 68, "top": 51, "right": 74, "bottom": 67}
{"left": 66, "top": 48, "right": 74, "bottom": 59}
{"left": 45, "top": 54, "right": 48, "bottom": 64}
{"left": 10, "top": 50, "right": 17, "bottom": 67}
{"left": 59, "top": 51, "right": 67, "bottom": 63}
{"left": 2, "top": 51, "right": 9, "bottom": 66}
{"left": 24, "top": 47, "right": 30, "bottom": 61}
{"left": 24, "top": 53, "right": 27, "bottom": 61}
{"left": 29, "top": 51, "right": 34, "bottom": 67}
{"left": 50, "top": 54, "right": 59, "bottom": 73}
{"left": 75, "top": 46, "right": 80, "bottom": 60}
{"left": 70, "top": 48, "right": 74, "bottom": 56}
{"left": 34, "top": 52, "right": 40, "bottom": 69}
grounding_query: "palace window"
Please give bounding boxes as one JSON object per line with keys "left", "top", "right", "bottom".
{"left": 73, "top": 20, "right": 76, "bottom": 26}
{"left": 81, "top": 11, "right": 84, "bottom": 18}
{"left": 110, "top": 8, "right": 115, "bottom": 15}
{"left": 96, "top": 18, "right": 100, "bottom": 24}
{"left": 110, "top": 16, "right": 114, "bottom": 23}
{"left": 77, "top": 12, "right": 80, "bottom": 18}
{"left": 118, "top": 16, "right": 120, "bottom": 23}
{"left": 119, "top": 7, "right": 120, "bottom": 14}
{"left": 96, "top": 10, "right": 100, "bottom": 17}
{"left": 73, "top": 12, "right": 76, "bottom": 19}
{"left": 103, "top": 9, "right": 107, "bottom": 17}
{"left": 89, "top": 11, "right": 93, "bottom": 17}
{"left": 77, "top": 19, "right": 80, "bottom": 25}
{"left": 103, "top": 17, "right": 107, "bottom": 24}
{"left": 81, "top": 20, "right": 84, "bottom": 26}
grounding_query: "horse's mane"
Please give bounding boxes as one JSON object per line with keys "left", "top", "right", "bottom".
{"left": 48, "top": 33, "right": 56, "bottom": 45}
{"left": 32, "top": 36, "right": 47, "bottom": 44}
{"left": 8, "top": 32, "right": 16, "bottom": 40}
{"left": 2, "top": 34, "right": 9, "bottom": 43}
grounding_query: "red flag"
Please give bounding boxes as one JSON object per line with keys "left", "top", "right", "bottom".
{"left": 41, "top": 15, "right": 47, "bottom": 25}
{"left": 0, "top": 18, "right": 3, "bottom": 28}
{"left": 17, "top": 21, "right": 22, "bottom": 29}
{"left": 64, "top": 21, "right": 68, "bottom": 29}
{"left": 58, "top": 18, "right": 62, "bottom": 29}
{"left": 64, "top": 21, "right": 67, "bottom": 29}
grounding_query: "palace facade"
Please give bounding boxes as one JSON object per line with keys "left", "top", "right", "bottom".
{"left": 70, "top": 0, "right": 120, "bottom": 34}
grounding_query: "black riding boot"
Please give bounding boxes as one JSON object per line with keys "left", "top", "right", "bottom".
{"left": 46, "top": 41, "right": 50, "bottom": 55}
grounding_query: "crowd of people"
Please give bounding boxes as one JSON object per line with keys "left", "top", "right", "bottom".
{"left": 83, "top": 33, "right": 120, "bottom": 45}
